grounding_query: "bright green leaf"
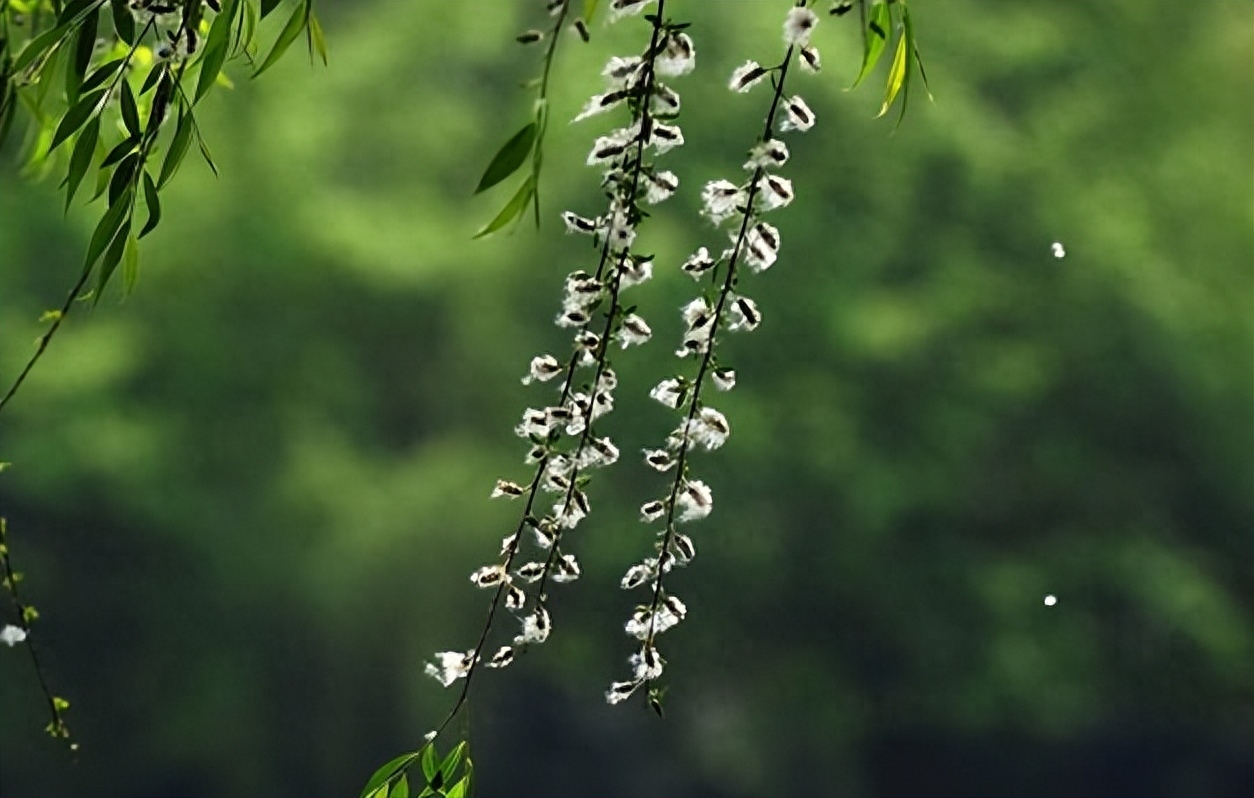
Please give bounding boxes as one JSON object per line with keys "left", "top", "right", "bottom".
{"left": 359, "top": 752, "right": 420, "bottom": 798}
{"left": 307, "top": 9, "right": 328, "bottom": 65}
{"left": 419, "top": 745, "right": 438, "bottom": 783}
{"left": 876, "top": 32, "right": 907, "bottom": 119}
{"left": 474, "top": 122, "right": 537, "bottom": 194}
{"left": 436, "top": 742, "right": 465, "bottom": 785}
{"left": 445, "top": 775, "right": 470, "bottom": 798}
{"left": 390, "top": 774, "right": 410, "bottom": 798}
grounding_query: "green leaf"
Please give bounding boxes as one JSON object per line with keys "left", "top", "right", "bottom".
{"left": 95, "top": 212, "right": 132, "bottom": 302}
{"left": 110, "top": 0, "right": 137, "bottom": 45}
{"left": 850, "top": 0, "right": 891, "bottom": 89}
{"left": 474, "top": 122, "right": 537, "bottom": 194}
{"left": 260, "top": 0, "right": 283, "bottom": 18}
{"left": 157, "top": 107, "right": 194, "bottom": 188}
{"left": 65, "top": 7, "right": 99, "bottom": 103}
{"left": 139, "top": 170, "right": 161, "bottom": 238}
{"left": 195, "top": 0, "right": 237, "bottom": 102}
{"left": 390, "top": 775, "right": 410, "bottom": 798}
{"left": 13, "top": 23, "right": 69, "bottom": 74}
{"left": 473, "top": 175, "right": 534, "bottom": 239}
{"left": 359, "top": 752, "right": 420, "bottom": 798}
{"left": 122, "top": 229, "right": 139, "bottom": 292}
{"left": 120, "top": 78, "right": 141, "bottom": 136}
{"left": 436, "top": 743, "right": 465, "bottom": 785}
{"left": 445, "top": 775, "right": 470, "bottom": 798}
{"left": 583, "top": 0, "right": 600, "bottom": 24}
{"left": 253, "top": 0, "right": 308, "bottom": 78}
{"left": 306, "top": 8, "right": 328, "bottom": 65}
{"left": 81, "top": 57, "right": 125, "bottom": 94}
{"left": 49, "top": 88, "right": 105, "bottom": 153}
{"left": 57, "top": 0, "right": 99, "bottom": 26}
{"left": 194, "top": 124, "right": 219, "bottom": 177}
{"left": 84, "top": 193, "right": 130, "bottom": 283}
{"left": 64, "top": 116, "right": 99, "bottom": 212}
{"left": 140, "top": 62, "right": 165, "bottom": 95}
{"left": 100, "top": 135, "right": 139, "bottom": 168}
{"left": 237, "top": 0, "right": 259, "bottom": 57}
{"left": 109, "top": 150, "right": 139, "bottom": 205}
{"left": 419, "top": 745, "right": 437, "bottom": 783}
{"left": 876, "top": 31, "right": 907, "bottom": 119}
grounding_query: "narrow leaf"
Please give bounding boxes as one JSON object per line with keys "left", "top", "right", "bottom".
{"left": 100, "top": 135, "right": 139, "bottom": 168}
{"left": 260, "top": 0, "right": 282, "bottom": 18}
{"left": 139, "top": 171, "right": 161, "bottom": 238}
{"left": 436, "top": 743, "right": 465, "bottom": 785}
{"left": 110, "top": 0, "right": 136, "bottom": 45}
{"left": 307, "top": 9, "right": 328, "bottom": 65}
{"left": 196, "top": 0, "right": 237, "bottom": 102}
{"left": 419, "top": 745, "right": 437, "bottom": 783}
{"left": 473, "top": 122, "right": 537, "bottom": 194}
{"left": 65, "top": 7, "right": 99, "bottom": 103}
{"left": 390, "top": 775, "right": 410, "bottom": 798}
{"left": 64, "top": 116, "right": 99, "bottom": 212}
{"left": 14, "top": 24, "right": 69, "bottom": 74}
{"left": 84, "top": 193, "right": 130, "bottom": 280}
{"left": 95, "top": 214, "right": 132, "bottom": 302}
{"left": 876, "top": 33, "right": 907, "bottom": 118}
{"left": 359, "top": 753, "right": 420, "bottom": 798}
{"left": 157, "top": 107, "right": 194, "bottom": 188}
{"left": 49, "top": 88, "right": 105, "bottom": 153}
{"left": 120, "top": 78, "right": 141, "bottom": 136}
{"left": 122, "top": 229, "right": 139, "bottom": 292}
{"left": 850, "top": 0, "right": 890, "bottom": 89}
{"left": 445, "top": 775, "right": 470, "bottom": 798}
{"left": 109, "top": 151, "right": 139, "bottom": 205}
{"left": 194, "top": 125, "right": 219, "bottom": 177}
{"left": 473, "top": 176, "right": 534, "bottom": 239}
{"left": 253, "top": 0, "right": 308, "bottom": 78}
{"left": 81, "top": 57, "right": 125, "bottom": 94}
{"left": 57, "top": 0, "right": 99, "bottom": 26}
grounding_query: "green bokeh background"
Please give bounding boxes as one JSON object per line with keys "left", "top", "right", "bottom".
{"left": 1, "top": 1, "right": 1251, "bottom": 796}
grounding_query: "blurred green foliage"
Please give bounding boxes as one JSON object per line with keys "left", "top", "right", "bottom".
{"left": 1, "top": 1, "right": 1250, "bottom": 796}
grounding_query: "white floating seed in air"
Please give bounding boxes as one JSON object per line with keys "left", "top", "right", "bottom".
{"left": 1051, "top": 242, "right": 1066, "bottom": 259}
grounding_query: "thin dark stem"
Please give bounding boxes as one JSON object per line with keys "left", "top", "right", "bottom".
{"left": 531, "top": 0, "right": 572, "bottom": 225}
{"left": 0, "top": 518, "right": 74, "bottom": 748}
{"left": 0, "top": 15, "right": 160, "bottom": 421}
{"left": 643, "top": 46, "right": 796, "bottom": 658}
